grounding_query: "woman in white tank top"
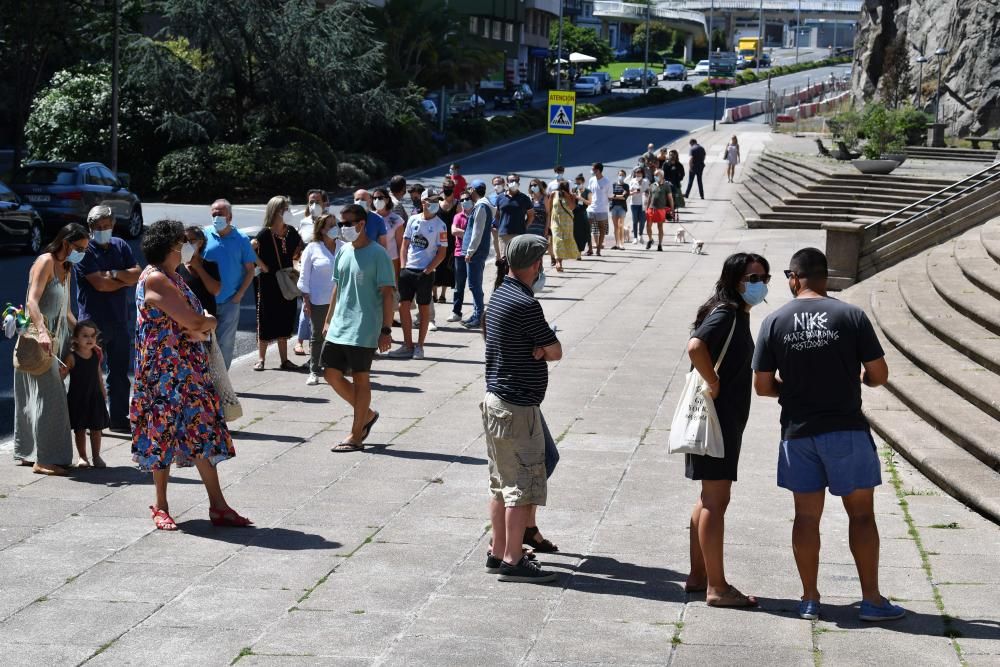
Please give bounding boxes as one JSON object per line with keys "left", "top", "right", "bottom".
{"left": 725, "top": 136, "right": 741, "bottom": 184}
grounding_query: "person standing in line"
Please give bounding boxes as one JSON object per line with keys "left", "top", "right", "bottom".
{"left": 352, "top": 188, "right": 389, "bottom": 252}
{"left": 75, "top": 205, "right": 141, "bottom": 434}
{"left": 321, "top": 204, "right": 395, "bottom": 451}
{"left": 494, "top": 174, "right": 534, "bottom": 289}
{"left": 407, "top": 184, "right": 425, "bottom": 215}
{"left": 298, "top": 213, "right": 340, "bottom": 386}
{"left": 389, "top": 175, "right": 409, "bottom": 220}
{"left": 646, "top": 169, "right": 674, "bottom": 252}
{"left": 550, "top": 181, "right": 577, "bottom": 273}
{"left": 177, "top": 226, "right": 221, "bottom": 317}
{"left": 131, "top": 219, "right": 249, "bottom": 531}
{"left": 432, "top": 177, "right": 458, "bottom": 311}
{"left": 546, "top": 165, "right": 566, "bottom": 195}
{"left": 482, "top": 234, "right": 563, "bottom": 583}
{"left": 447, "top": 191, "right": 472, "bottom": 323}
{"left": 664, "top": 149, "right": 686, "bottom": 197}
{"left": 372, "top": 187, "right": 405, "bottom": 284}
{"left": 14, "top": 224, "right": 88, "bottom": 475}
{"left": 62, "top": 320, "right": 110, "bottom": 468}
{"left": 202, "top": 199, "right": 256, "bottom": 369}
{"left": 389, "top": 189, "right": 449, "bottom": 360}
{"left": 293, "top": 189, "right": 329, "bottom": 356}
{"left": 685, "top": 138, "right": 707, "bottom": 200}
{"left": 642, "top": 143, "right": 657, "bottom": 167}
{"left": 609, "top": 168, "right": 629, "bottom": 249}
{"left": 685, "top": 253, "right": 771, "bottom": 608}
{"left": 752, "top": 248, "right": 904, "bottom": 623}
{"left": 724, "top": 136, "right": 741, "bottom": 184}
{"left": 628, "top": 166, "right": 649, "bottom": 246}
{"left": 571, "top": 174, "right": 591, "bottom": 258}
{"left": 587, "top": 162, "right": 612, "bottom": 256}
{"left": 252, "top": 196, "right": 304, "bottom": 371}
{"left": 656, "top": 147, "right": 669, "bottom": 170}
{"left": 460, "top": 180, "right": 493, "bottom": 329}
{"left": 527, "top": 178, "right": 548, "bottom": 238}
{"left": 448, "top": 163, "right": 468, "bottom": 195}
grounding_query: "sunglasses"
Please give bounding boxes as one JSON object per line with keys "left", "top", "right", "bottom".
{"left": 743, "top": 273, "right": 771, "bottom": 284}
{"left": 783, "top": 270, "right": 808, "bottom": 279}
{"left": 338, "top": 219, "right": 360, "bottom": 226}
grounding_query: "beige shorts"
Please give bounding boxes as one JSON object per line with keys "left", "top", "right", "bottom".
{"left": 481, "top": 392, "right": 547, "bottom": 507}
{"left": 499, "top": 234, "right": 515, "bottom": 260}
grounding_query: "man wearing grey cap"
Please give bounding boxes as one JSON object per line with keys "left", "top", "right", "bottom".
{"left": 482, "top": 234, "right": 562, "bottom": 583}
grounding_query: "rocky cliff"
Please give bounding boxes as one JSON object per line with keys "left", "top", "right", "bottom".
{"left": 851, "top": 0, "right": 1000, "bottom": 136}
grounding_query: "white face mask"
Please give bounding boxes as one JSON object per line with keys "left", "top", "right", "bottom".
{"left": 91, "top": 229, "right": 113, "bottom": 245}
{"left": 493, "top": 184, "right": 504, "bottom": 194}
{"left": 424, "top": 202, "right": 440, "bottom": 215}
{"left": 556, "top": 173, "right": 565, "bottom": 181}
{"left": 212, "top": 215, "right": 228, "bottom": 232}
{"left": 181, "top": 242, "right": 196, "bottom": 264}
{"left": 309, "top": 202, "right": 324, "bottom": 218}
{"left": 354, "top": 199, "right": 370, "bottom": 212}
{"left": 618, "top": 176, "right": 625, "bottom": 183}
{"left": 325, "top": 227, "right": 339, "bottom": 241}
{"left": 281, "top": 209, "right": 294, "bottom": 225}
{"left": 340, "top": 225, "right": 360, "bottom": 243}
{"left": 507, "top": 182, "right": 519, "bottom": 193}
{"left": 529, "top": 185, "right": 540, "bottom": 194}
{"left": 373, "top": 197, "right": 387, "bottom": 210}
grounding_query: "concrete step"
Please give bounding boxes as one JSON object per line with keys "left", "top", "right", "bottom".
{"left": 744, "top": 217, "right": 818, "bottom": 230}
{"left": 732, "top": 191, "right": 762, "bottom": 226}
{"left": 906, "top": 146, "right": 999, "bottom": 162}
{"left": 742, "top": 174, "right": 783, "bottom": 209}
{"left": 927, "top": 241, "right": 1000, "bottom": 336}
{"left": 777, "top": 198, "right": 914, "bottom": 213}
{"left": 761, "top": 152, "right": 834, "bottom": 181}
{"left": 746, "top": 170, "right": 798, "bottom": 204}
{"left": 757, "top": 154, "right": 827, "bottom": 188}
{"left": 736, "top": 187, "right": 772, "bottom": 219}
{"left": 826, "top": 173, "right": 957, "bottom": 189}
{"left": 954, "top": 226, "right": 1000, "bottom": 302}
{"left": 758, "top": 211, "right": 859, "bottom": 223}
{"left": 804, "top": 184, "right": 938, "bottom": 200}
{"left": 980, "top": 216, "right": 1000, "bottom": 265}
{"left": 795, "top": 189, "right": 926, "bottom": 205}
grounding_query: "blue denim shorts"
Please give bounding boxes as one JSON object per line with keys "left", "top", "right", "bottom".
{"left": 777, "top": 430, "right": 881, "bottom": 496}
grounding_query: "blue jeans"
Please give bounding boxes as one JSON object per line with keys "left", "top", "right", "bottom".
{"left": 452, "top": 257, "right": 468, "bottom": 315}
{"left": 630, "top": 204, "right": 646, "bottom": 238}
{"left": 215, "top": 299, "right": 240, "bottom": 369}
{"left": 100, "top": 320, "right": 132, "bottom": 426}
{"left": 466, "top": 256, "right": 486, "bottom": 322}
{"left": 297, "top": 299, "right": 311, "bottom": 342}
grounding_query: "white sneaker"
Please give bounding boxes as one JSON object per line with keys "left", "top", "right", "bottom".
{"left": 412, "top": 345, "right": 425, "bottom": 360}
{"left": 306, "top": 373, "right": 320, "bottom": 386}
{"left": 388, "top": 345, "right": 413, "bottom": 359}
{"left": 446, "top": 313, "right": 462, "bottom": 322}
{"left": 429, "top": 320, "right": 438, "bottom": 332}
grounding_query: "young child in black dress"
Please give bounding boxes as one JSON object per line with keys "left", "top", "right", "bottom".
{"left": 61, "top": 320, "right": 111, "bottom": 468}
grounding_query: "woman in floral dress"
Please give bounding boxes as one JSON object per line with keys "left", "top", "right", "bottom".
{"left": 131, "top": 219, "right": 251, "bottom": 531}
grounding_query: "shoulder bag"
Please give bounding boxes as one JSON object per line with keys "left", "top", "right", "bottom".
{"left": 270, "top": 230, "right": 302, "bottom": 300}
{"left": 207, "top": 332, "right": 243, "bottom": 422}
{"left": 13, "top": 276, "right": 67, "bottom": 376}
{"left": 668, "top": 310, "right": 737, "bottom": 458}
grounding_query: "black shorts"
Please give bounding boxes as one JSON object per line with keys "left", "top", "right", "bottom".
{"left": 398, "top": 267, "right": 434, "bottom": 305}
{"left": 321, "top": 342, "right": 375, "bottom": 374}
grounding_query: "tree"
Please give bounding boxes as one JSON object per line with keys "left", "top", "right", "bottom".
{"left": 548, "top": 20, "right": 614, "bottom": 69}
{"left": 631, "top": 22, "right": 676, "bottom": 55}
{"left": 879, "top": 32, "right": 912, "bottom": 110}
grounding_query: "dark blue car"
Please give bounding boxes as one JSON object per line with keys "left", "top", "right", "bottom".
{"left": 10, "top": 161, "right": 144, "bottom": 239}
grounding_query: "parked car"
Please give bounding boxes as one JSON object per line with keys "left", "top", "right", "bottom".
{"left": 449, "top": 93, "right": 487, "bottom": 118}
{"left": 10, "top": 162, "right": 143, "bottom": 239}
{"left": 663, "top": 63, "right": 688, "bottom": 81}
{"left": 574, "top": 76, "right": 601, "bottom": 97}
{"left": 614, "top": 48, "right": 632, "bottom": 61}
{"left": 619, "top": 68, "right": 657, "bottom": 88}
{"left": 759, "top": 53, "right": 772, "bottom": 67}
{"left": 0, "top": 180, "right": 45, "bottom": 254}
{"left": 692, "top": 60, "right": 711, "bottom": 76}
{"left": 591, "top": 72, "right": 612, "bottom": 94}
{"left": 494, "top": 83, "right": 535, "bottom": 110}
{"left": 421, "top": 99, "right": 439, "bottom": 121}
{"left": 736, "top": 58, "right": 750, "bottom": 70}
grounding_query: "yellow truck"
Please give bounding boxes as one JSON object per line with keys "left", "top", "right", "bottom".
{"left": 738, "top": 37, "right": 762, "bottom": 66}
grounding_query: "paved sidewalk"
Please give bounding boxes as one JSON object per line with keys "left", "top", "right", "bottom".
{"left": 1, "top": 127, "right": 997, "bottom": 666}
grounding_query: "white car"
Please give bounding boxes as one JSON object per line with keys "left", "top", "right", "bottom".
{"left": 574, "top": 76, "right": 601, "bottom": 97}
{"left": 692, "top": 60, "right": 710, "bottom": 76}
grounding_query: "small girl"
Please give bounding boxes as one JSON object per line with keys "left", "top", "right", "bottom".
{"left": 62, "top": 320, "right": 110, "bottom": 468}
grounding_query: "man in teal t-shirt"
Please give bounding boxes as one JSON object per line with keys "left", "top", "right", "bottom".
{"left": 322, "top": 204, "right": 395, "bottom": 452}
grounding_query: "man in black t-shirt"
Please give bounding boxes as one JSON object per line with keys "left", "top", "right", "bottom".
{"left": 752, "top": 247, "right": 905, "bottom": 623}
{"left": 685, "top": 139, "right": 707, "bottom": 199}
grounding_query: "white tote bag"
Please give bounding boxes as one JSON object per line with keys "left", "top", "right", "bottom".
{"left": 668, "top": 314, "right": 736, "bottom": 458}
{"left": 207, "top": 333, "right": 243, "bottom": 423}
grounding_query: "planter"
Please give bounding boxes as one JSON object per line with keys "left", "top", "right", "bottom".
{"left": 881, "top": 153, "right": 907, "bottom": 166}
{"left": 852, "top": 159, "right": 900, "bottom": 175}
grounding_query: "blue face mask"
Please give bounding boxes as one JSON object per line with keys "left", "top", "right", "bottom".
{"left": 741, "top": 281, "right": 768, "bottom": 306}
{"left": 460, "top": 200, "right": 474, "bottom": 211}
{"left": 66, "top": 249, "right": 86, "bottom": 265}
{"left": 91, "top": 229, "right": 113, "bottom": 245}
{"left": 531, "top": 269, "right": 546, "bottom": 294}
{"left": 212, "top": 215, "right": 228, "bottom": 232}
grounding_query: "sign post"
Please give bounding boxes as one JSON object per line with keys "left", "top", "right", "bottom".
{"left": 547, "top": 90, "right": 576, "bottom": 165}
{"left": 708, "top": 52, "right": 738, "bottom": 131}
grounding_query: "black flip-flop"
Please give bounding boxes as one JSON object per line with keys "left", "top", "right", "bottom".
{"left": 361, "top": 411, "right": 380, "bottom": 442}
{"left": 331, "top": 441, "right": 363, "bottom": 453}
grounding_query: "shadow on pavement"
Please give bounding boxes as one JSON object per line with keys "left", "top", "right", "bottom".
{"left": 65, "top": 466, "right": 204, "bottom": 486}
{"left": 365, "top": 444, "right": 487, "bottom": 466}
{"left": 234, "top": 431, "right": 306, "bottom": 444}
{"left": 820, "top": 602, "right": 1000, "bottom": 641}
{"left": 369, "top": 382, "right": 423, "bottom": 393}
{"left": 549, "top": 553, "right": 686, "bottom": 602}
{"left": 237, "top": 392, "right": 328, "bottom": 403}
{"left": 179, "top": 519, "right": 342, "bottom": 551}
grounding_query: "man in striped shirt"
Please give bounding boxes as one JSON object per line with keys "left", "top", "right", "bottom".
{"left": 482, "top": 234, "right": 562, "bottom": 583}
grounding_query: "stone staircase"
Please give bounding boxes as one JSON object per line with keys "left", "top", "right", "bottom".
{"left": 734, "top": 151, "right": 956, "bottom": 230}
{"left": 905, "top": 145, "right": 999, "bottom": 163}
{"left": 840, "top": 216, "right": 1000, "bottom": 523}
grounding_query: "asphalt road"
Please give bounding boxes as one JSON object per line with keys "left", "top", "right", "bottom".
{"left": 0, "top": 62, "right": 844, "bottom": 440}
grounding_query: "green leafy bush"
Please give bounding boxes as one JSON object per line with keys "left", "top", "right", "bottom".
{"left": 894, "top": 106, "right": 931, "bottom": 146}
{"left": 828, "top": 109, "right": 862, "bottom": 150}
{"left": 860, "top": 103, "right": 905, "bottom": 159}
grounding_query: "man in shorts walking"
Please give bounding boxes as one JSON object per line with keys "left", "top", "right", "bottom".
{"left": 321, "top": 204, "right": 395, "bottom": 452}
{"left": 482, "top": 234, "right": 562, "bottom": 583}
{"left": 752, "top": 247, "right": 905, "bottom": 622}
{"left": 587, "top": 162, "right": 612, "bottom": 256}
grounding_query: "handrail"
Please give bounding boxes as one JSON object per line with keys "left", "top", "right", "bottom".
{"left": 866, "top": 163, "right": 1000, "bottom": 236}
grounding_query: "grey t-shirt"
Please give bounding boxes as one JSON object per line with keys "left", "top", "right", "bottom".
{"left": 751, "top": 296, "right": 884, "bottom": 440}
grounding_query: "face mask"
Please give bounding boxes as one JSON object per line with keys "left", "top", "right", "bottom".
{"left": 281, "top": 209, "right": 294, "bottom": 225}
{"left": 66, "top": 248, "right": 86, "bottom": 264}
{"left": 556, "top": 173, "right": 565, "bottom": 181}
{"left": 372, "top": 197, "right": 386, "bottom": 210}
{"left": 340, "top": 225, "right": 360, "bottom": 243}
{"left": 212, "top": 215, "right": 228, "bottom": 232}
{"left": 91, "top": 229, "right": 112, "bottom": 245}
{"left": 326, "top": 227, "right": 339, "bottom": 241}
{"left": 424, "top": 202, "right": 440, "bottom": 215}
{"left": 309, "top": 202, "right": 324, "bottom": 218}
{"left": 494, "top": 184, "right": 504, "bottom": 194}
{"left": 507, "top": 182, "right": 519, "bottom": 193}
{"left": 181, "top": 242, "right": 196, "bottom": 264}
{"left": 354, "top": 199, "right": 369, "bottom": 212}
{"left": 591, "top": 170, "right": 596, "bottom": 176}
{"left": 460, "top": 200, "right": 474, "bottom": 211}
{"left": 531, "top": 269, "right": 546, "bottom": 294}
{"left": 442, "top": 188, "right": 454, "bottom": 197}
{"left": 449, "top": 168, "right": 457, "bottom": 175}
{"left": 618, "top": 176, "right": 625, "bottom": 183}
{"left": 742, "top": 282, "right": 768, "bottom": 306}
{"left": 326, "top": 205, "right": 336, "bottom": 215}
{"left": 529, "top": 185, "right": 540, "bottom": 194}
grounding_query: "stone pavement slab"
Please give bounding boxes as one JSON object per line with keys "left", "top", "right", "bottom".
{"left": 0, "top": 127, "right": 997, "bottom": 665}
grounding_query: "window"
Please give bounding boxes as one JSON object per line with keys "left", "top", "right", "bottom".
{"left": 85, "top": 168, "right": 103, "bottom": 186}
{"left": 492, "top": 20, "right": 502, "bottom": 41}
{"left": 469, "top": 16, "right": 477, "bottom": 34}
{"left": 483, "top": 18, "right": 490, "bottom": 37}
{"left": 505, "top": 22, "right": 513, "bottom": 42}
{"left": 0, "top": 182, "right": 15, "bottom": 203}
{"left": 98, "top": 165, "right": 118, "bottom": 187}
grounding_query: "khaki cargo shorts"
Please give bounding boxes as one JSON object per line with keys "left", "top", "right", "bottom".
{"left": 481, "top": 392, "right": 547, "bottom": 507}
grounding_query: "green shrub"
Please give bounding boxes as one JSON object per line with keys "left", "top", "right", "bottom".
{"left": 894, "top": 106, "right": 931, "bottom": 145}
{"left": 337, "top": 162, "right": 368, "bottom": 188}
{"left": 828, "top": 109, "right": 862, "bottom": 149}
{"left": 860, "top": 103, "right": 906, "bottom": 159}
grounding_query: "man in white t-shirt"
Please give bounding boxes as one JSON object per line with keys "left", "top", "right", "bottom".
{"left": 388, "top": 188, "right": 448, "bottom": 360}
{"left": 587, "top": 162, "right": 612, "bottom": 256}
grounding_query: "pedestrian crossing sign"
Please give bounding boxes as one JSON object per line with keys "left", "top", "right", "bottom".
{"left": 548, "top": 91, "right": 576, "bottom": 135}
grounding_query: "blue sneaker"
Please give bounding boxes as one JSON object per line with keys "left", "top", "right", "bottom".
{"left": 462, "top": 317, "right": 481, "bottom": 329}
{"left": 859, "top": 597, "right": 906, "bottom": 622}
{"left": 798, "top": 599, "right": 820, "bottom": 620}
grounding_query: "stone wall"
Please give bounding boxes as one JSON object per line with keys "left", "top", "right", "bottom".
{"left": 851, "top": 0, "right": 1000, "bottom": 136}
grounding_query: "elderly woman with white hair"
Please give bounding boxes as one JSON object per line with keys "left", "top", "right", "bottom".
{"left": 252, "top": 196, "right": 304, "bottom": 371}
{"left": 74, "top": 204, "right": 141, "bottom": 432}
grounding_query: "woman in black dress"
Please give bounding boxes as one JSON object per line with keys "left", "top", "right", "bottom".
{"left": 432, "top": 177, "right": 457, "bottom": 305}
{"left": 571, "top": 174, "right": 591, "bottom": 257}
{"left": 685, "top": 252, "right": 770, "bottom": 608}
{"left": 253, "top": 196, "right": 303, "bottom": 371}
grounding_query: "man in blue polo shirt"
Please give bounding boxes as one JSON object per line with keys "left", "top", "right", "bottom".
{"left": 493, "top": 173, "right": 533, "bottom": 291}
{"left": 202, "top": 198, "right": 256, "bottom": 368}
{"left": 352, "top": 188, "right": 388, "bottom": 250}
{"left": 76, "top": 205, "right": 142, "bottom": 433}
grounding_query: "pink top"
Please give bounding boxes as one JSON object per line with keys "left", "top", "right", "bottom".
{"left": 452, "top": 212, "right": 468, "bottom": 256}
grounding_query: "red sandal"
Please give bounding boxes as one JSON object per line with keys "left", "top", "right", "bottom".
{"left": 209, "top": 507, "right": 254, "bottom": 527}
{"left": 150, "top": 505, "right": 178, "bottom": 531}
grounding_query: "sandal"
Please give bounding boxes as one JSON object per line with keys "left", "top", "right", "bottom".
{"left": 209, "top": 506, "right": 253, "bottom": 527}
{"left": 253, "top": 360, "right": 265, "bottom": 371}
{"left": 331, "top": 441, "right": 364, "bottom": 452}
{"left": 292, "top": 345, "right": 306, "bottom": 356}
{"left": 76, "top": 458, "right": 91, "bottom": 469}
{"left": 361, "top": 411, "right": 380, "bottom": 442}
{"left": 279, "top": 360, "right": 302, "bottom": 372}
{"left": 150, "top": 505, "right": 178, "bottom": 531}
{"left": 523, "top": 526, "right": 558, "bottom": 553}
{"left": 706, "top": 585, "right": 758, "bottom": 608}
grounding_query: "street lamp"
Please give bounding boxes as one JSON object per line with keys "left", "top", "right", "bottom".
{"left": 934, "top": 47, "right": 948, "bottom": 125}
{"left": 915, "top": 54, "right": 927, "bottom": 108}
{"left": 795, "top": 0, "right": 801, "bottom": 64}
{"left": 757, "top": 0, "right": 763, "bottom": 75}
